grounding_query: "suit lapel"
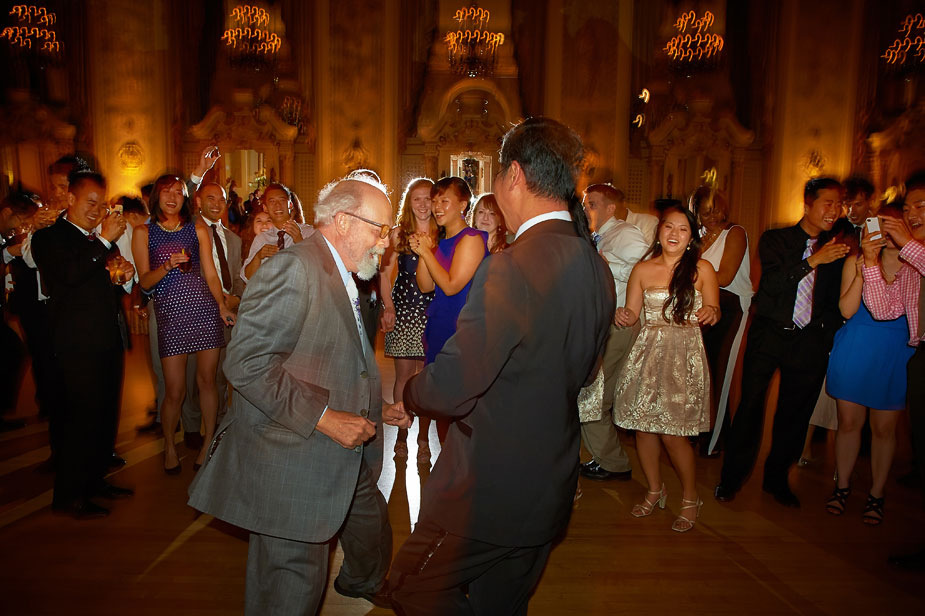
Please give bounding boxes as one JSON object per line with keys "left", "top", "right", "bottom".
{"left": 313, "top": 233, "right": 367, "bottom": 362}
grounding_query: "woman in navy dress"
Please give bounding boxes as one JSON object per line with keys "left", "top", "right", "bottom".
{"left": 824, "top": 201, "right": 913, "bottom": 524}
{"left": 380, "top": 178, "right": 438, "bottom": 461}
{"left": 410, "top": 176, "right": 488, "bottom": 442}
{"left": 132, "top": 175, "right": 236, "bottom": 473}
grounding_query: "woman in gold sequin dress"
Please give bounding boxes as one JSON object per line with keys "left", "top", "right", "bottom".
{"left": 613, "top": 205, "right": 720, "bottom": 532}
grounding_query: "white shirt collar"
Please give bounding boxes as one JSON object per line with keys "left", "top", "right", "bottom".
{"left": 514, "top": 211, "right": 572, "bottom": 240}
{"left": 64, "top": 215, "right": 92, "bottom": 236}
{"left": 321, "top": 235, "right": 354, "bottom": 294}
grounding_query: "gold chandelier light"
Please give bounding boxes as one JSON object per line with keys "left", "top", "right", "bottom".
{"left": 221, "top": 3, "right": 281, "bottom": 72}
{"left": 881, "top": 13, "right": 925, "bottom": 70}
{"left": 445, "top": 3, "right": 505, "bottom": 78}
{"left": 663, "top": 10, "right": 723, "bottom": 71}
{"left": 1, "top": 4, "right": 61, "bottom": 56}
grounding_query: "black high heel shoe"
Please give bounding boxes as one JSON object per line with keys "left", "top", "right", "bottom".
{"left": 164, "top": 453, "right": 181, "bottom": 475}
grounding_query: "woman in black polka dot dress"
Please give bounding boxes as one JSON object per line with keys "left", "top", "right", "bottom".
{"left": 380, "top": 178, "right": 437, "bottom": 462}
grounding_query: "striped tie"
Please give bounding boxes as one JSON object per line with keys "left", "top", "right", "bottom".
{"left": 792, "top": 238, "right": 817, "bottom": 328}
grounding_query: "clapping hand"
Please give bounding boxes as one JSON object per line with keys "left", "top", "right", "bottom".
{"left": 383, "top": 401, "right": 413, "bottom": 429}
{"left": 807, "top": 238, "right": 850, "bottom": 268}
{"left": 282, "top": 219, "right": 304, "bottom": 243}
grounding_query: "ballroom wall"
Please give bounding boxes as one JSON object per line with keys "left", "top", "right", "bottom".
{"left": 1, "top": 0, "right": 923, "bottom": 230}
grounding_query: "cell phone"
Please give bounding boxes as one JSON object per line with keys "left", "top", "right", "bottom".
{"left": 110, "top": 204, "right": 123, "bottom": 215}
{"left": 865, "top": 216, "right": 881, "bottom": 239}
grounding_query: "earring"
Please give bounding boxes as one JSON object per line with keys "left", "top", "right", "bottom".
{"left": 686, "top": 243, "right": 691, "bottom": 251}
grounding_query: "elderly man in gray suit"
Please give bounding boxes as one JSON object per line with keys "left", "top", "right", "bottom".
{"left": 188, "top": 175, "right": 395, "bottom": 614}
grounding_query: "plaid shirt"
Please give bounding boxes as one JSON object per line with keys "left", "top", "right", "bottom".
{"left": 862, "top": 240, "right": 925, "bottom": 347}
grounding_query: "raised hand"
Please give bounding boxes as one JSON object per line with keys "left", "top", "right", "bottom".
{"left": 282, "top": 219, "right": 304, "bottom": 243}
{"left": 881, "top": 216, "right": 913, "bottom": 248}
{"left": 860, "top": 227, "right": 887, "bottom": 267}
{"left": 100, "top": 210, "right": 127, "bottom": 242}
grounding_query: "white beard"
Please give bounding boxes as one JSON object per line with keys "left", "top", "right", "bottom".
{"left": 356, "top": 246, "right": 384, "bottom": 280}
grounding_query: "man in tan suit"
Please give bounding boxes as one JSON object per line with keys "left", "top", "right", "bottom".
{"left": 188, "top": 176, "right": 395, "bottom": 614}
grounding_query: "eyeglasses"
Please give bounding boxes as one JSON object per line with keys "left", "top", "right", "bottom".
{"left": 341, "top": 211, "right": 392, "bottom": 239}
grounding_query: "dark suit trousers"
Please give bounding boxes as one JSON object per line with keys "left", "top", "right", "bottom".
{"left": 390, "top": 518, "right": 552, "bottom": 616}
{"left": 17, "top": 301, "right": 57, "bottom": 416}
{"left": 908, "top": 346, "right": 925, "bottom": 492}
{"left": 52, "top": 348, "right": 123, "bottom": 505}
{"left": 0, "top": 318, "right": 25, "bottom": 414}
{"left": 719, "top": 316, "right": 831, "bottom": 492}
{"left": 244, "top": 460, "right": 391, "bottom": 615}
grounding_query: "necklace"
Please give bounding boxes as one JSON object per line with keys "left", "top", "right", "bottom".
{"left": 156, "top": 219, "right": 183, "bottom": 232}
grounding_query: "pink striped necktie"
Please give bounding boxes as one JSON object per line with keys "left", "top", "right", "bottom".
{"left": 792, "top": 238, "right": 817, "bottom": 328}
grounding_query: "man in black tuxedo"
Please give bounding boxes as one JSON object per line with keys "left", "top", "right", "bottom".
{"left": 715, "top": 177, "right": 849, "bottom": 508}
{"left": 385, "top": 117, "right": 615, "bottom": 614}
{"left": 32, "top": 171, "right": 135, "bottom": 518}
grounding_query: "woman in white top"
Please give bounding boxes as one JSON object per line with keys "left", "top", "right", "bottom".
{"left": 689, "top": 185, "right": 753, "bottom": 456}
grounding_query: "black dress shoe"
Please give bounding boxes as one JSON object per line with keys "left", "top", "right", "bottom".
{"left": 332, "top": 578, "right": 392, "bottom": 608}
{"left": 96, "top": 482, "right": 134, "bottom": 499}
{"left": 763, "top": 483, "right": 800, "bottom": 508}
{"left": 52, "top": 500, "right": 110, "bottom": 519}
{"left": 184, "top": 431, "right": 204, "bottom": 450}
{"left": 579, "top": 461, "right": 632, "bottom": 481}
{"left": 888, "top": 548, "right": 925, "bottom": 570}
{"left": 714, "top": 484, "right": 737, "bottom": 502}
{"left": 108, "top": 453, "right": 127, "bottom": 468}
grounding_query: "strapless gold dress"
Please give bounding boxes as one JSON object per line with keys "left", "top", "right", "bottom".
{"left": 613, "top": 287, "right": 710, "bottom": 436}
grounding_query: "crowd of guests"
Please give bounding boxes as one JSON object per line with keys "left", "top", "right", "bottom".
{"left": 1, "top": 145, "right": 924, "bottom": 568}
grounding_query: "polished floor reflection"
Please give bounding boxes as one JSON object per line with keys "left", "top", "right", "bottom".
{"left": 0, "top": 331, "right": 922, "bottom": 615}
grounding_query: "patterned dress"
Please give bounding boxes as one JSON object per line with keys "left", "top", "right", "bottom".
{"left": 385, "top": 252, "right": 433, "bottom": 359}
{"left": 613, "top": 287, "right": 710, "bottom": 436}
{"left": 147, "top": 221, "right": 226, "bottom": 358}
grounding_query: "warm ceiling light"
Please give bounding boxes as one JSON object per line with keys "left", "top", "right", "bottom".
{"left": 445, "top": 2, "right": 505, "bottom": 78}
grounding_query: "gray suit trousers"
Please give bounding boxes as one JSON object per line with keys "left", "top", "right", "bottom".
{"left": 244, "top": 460, "right": 392, "bottom": 615}
{"left": 580, "top": 321, "right": 640, "bottom": 472}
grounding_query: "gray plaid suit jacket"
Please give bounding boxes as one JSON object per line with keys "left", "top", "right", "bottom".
{"left": 188, "top": 228, "right": 383, "bottom": 543}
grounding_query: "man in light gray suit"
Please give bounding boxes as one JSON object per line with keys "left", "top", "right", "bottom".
{"left": 181, "top": 181, "right": 246, "bottom": 443}
{"left": 188, "top": 176, "right": 395, "bottom": 614}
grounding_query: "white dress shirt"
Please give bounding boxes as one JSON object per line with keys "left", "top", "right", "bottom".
{"left": 202, "top": 217, "right": 232, "bottom": 294}
{"left": 596, "top": 216, "right": 649, "bottom": 308}
{"left": 626, "top": 209, "right": 659, "bottom": 246}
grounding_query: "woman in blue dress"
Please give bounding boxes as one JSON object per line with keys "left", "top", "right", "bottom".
{"left": 410, "top": 176, "right": 488, "bottom": 442}
{"left": 132, "top": 175, "right": 236, "bottom": 474}
{"left": 825, "top": 201, "right": 913, "bottom": 525}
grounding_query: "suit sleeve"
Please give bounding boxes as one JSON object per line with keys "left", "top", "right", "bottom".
{"left": 32, "top": 226, "right": 112, "bottom": 289}
{"left": 405, "top": 254, "right": 527, "bottom": 420}
{"left": 222, "top": 250, "right": 330, "bottom": 438}
{"left": 756, "top": 230, "right": 813, "bottom": 297}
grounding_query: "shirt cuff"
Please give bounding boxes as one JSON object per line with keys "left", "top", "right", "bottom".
{"left": 1, "top": 247, "right": 12, "bottom": 264}
{"left": 98, "top": 237, "right": 112, "bottom": 250}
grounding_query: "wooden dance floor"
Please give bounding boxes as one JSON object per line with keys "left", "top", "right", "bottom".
{"left": 0, "top": 331, "right": 922, "bottom": 614}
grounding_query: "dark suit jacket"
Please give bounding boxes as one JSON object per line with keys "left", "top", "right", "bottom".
{"left": 31, "top": 218, "right": 124, "bottom": 353}
{"left": 404, "top": 219, "right": 615, "bottom": 546}
{"left": 188, "top": 229, "right": 383, "bottom": 543}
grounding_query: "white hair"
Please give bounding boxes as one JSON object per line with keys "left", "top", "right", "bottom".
{"left": 313, "top": 176, "right": 389, "bottom": 226}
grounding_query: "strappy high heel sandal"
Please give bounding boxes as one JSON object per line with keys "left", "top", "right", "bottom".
{"left": 631, "top": 485, "right": 667, "bottom": 517}
{"left": 862, "top": 494, "right": 884, "bottom": 526}
{"left": 671, "top": 497, "right": 703, "bottom": 533}
{"left": 825, "top": 486, "right": 850, "bottom": 516}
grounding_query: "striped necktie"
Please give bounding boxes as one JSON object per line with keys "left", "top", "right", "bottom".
{"left": 792, "top": 238, "right": 817, "bottom": 328}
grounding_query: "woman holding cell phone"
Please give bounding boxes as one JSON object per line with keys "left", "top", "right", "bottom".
{"left": 823, "top": 200, "right": 913, "bottom": 525}
{"left": 132, "top": 174, "right": 236, "bottom": 475}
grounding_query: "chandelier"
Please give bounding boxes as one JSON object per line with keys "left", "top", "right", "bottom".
{"left": 445, "top": 3, "right": 505, "bottom": 78}
{"left": 881, "top": 13, "right": 925, "bottom": 71}
{"left": 221, "top": 4, "right": 281, "bottom": 72}
{"left": 1, "top": 4, "right": 61, "bottom": 57}
{"left": 663, "top": 10, "right": 724, "bottom": 72}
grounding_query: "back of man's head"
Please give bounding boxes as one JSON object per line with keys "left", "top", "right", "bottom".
{"left": 585, "top": 183, "right": 625, "bottom": 205}
{"left": 499, "top": 117, "right": 583, "bottom": 204}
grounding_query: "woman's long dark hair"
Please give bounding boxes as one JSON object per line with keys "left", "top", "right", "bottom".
{"left": 148, "top": 175, "right": 192, "bottom": 224}
{"left": 646, "top": 204, "right": 702, "bottom": 325}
